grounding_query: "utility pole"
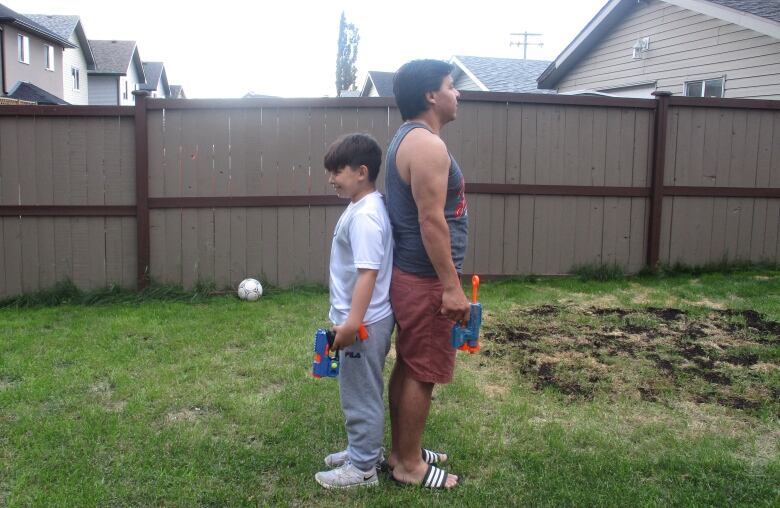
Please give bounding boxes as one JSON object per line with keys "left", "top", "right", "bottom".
{"left": 510, "top": 32, "right": 543, "bottom": 60}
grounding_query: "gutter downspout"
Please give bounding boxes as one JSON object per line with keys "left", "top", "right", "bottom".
{"left": 0, "top": 28, "right": 6, "bottom": 94}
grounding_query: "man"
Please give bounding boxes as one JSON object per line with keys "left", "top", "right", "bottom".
{"left": 385, "top": 59, "right": 470, "bottom": 490}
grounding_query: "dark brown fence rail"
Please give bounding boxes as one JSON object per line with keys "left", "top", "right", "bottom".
{"left": 1, "top": 91, "right": 778, "bottom": 297}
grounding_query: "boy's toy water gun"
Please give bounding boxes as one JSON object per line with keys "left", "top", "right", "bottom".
{"left": 311, "top": 323, "right": 368, "bottom": 378}
{"left": 450, "top": 275, "right": 481, "bottom": 353}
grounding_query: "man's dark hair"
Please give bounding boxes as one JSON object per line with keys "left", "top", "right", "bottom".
{"left": 393, "top": 59, "right": 453, "bottom": 121}
{"left": 323, "top": 133, "right": 383, "bottom": 182}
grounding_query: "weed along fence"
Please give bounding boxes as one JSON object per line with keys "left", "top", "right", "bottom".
{"left": 1, "top": 91, "right": 779, "bottom": 298}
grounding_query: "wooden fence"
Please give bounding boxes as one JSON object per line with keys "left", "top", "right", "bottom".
{"left": 1, "top": 92, "right": 778, "bottom": 298}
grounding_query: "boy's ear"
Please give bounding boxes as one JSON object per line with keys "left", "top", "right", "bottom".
{"left": 358, "top": 164, "right": 369, "bottom": 179}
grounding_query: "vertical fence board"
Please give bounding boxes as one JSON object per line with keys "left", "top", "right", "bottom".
{"left": 149, "top": 111, "right": 165, "bottom": 198}
{"left": 520, "top": 104, "right": 537, "bottom": 184}
{"left": 215, "top": 209, "right": 231, "bottom": 287}
{"left": 53, "top": 217, "right": 73, "bottom": 283}
{"left": 3, "top": 219, "right": 21, "bottom": 295}
{"left": 0, "top": 220, "right": 5, "bottom": 298}
{"left": 261, "top": 208, "right": 279, "bottom": 285}
{"left": 245, "top": 209, "right": 263, "bottom": 279}
{"left": 229, "top": 208, "right": 247, "bottom": 288}
{"left": 162, "top": 109, "right": 183, "bottom": 198}
{"left": 149, "top": 211, "right": 165, "bottom": 282}
{"left": 18, "top": 119, "right": 39, "bottom": 292}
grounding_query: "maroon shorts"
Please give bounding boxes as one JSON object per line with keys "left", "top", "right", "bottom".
{"left": 390, "top": 266, "right": 457, "bottom": 384}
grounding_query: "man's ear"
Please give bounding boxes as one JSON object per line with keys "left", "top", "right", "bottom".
{"left": 425, "top": 89, "right": 436, "bottom": 106}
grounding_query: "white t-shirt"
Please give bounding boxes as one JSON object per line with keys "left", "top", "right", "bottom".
{"left": 329, "top": 191, "right": 393, "bottom": 326}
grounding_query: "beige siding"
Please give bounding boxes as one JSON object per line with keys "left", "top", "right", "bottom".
{"left": 557, "top": 0, "right": 780, "bottom": 99}
{"left": 3, "top": 27, "right": 64, "bottom": 100}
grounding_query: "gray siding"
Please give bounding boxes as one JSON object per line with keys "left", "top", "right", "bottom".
{"left": 88, "top": 75, "right": 118, "bottom": 105}
{"left": 556, "top": 0, "right": 780, "bottom": 99}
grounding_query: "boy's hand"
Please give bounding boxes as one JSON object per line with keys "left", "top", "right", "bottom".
{"left": 332, "top": 321, "right": 359, "bottom": 350}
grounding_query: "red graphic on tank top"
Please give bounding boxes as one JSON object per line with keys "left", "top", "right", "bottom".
{"left": 454, "top": 176, "right": 467, "bottom": 218}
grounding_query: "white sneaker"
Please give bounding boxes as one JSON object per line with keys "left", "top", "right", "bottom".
{"left": 315, "top": 461, "right": 379, "bottom": 489}
{"left": 324, "top": 447, "right": 386, "bottom": 469}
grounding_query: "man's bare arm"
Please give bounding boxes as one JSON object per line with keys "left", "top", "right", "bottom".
{"left": 407, "top": 133, "right": 470, "bottom": 323}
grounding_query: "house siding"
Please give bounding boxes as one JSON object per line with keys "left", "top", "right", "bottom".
{"left": 120, "top": 62, "right": 142, "bottom": 105}
{"left": 2, "top": 27, "right": 64, "bottom": 99}
{"left": 453, "top": 73, "right": 481, "bottom": 91}
{"left": 62, "top": 31, "right": 88, "bottom": 105}
{"left": 556, "top": 0, "right": 780, "bottom": 99}
{"left": 88, "top": 75, "right": 118, "bottom": 105}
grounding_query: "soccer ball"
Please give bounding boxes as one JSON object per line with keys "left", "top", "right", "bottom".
{"left": 237, "top": 278, "right": 263, "bottom": 301}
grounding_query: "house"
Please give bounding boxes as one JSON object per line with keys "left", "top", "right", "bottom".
{"left": 537, "top": 0, "right": 780, "bottom": 99}
{"left": 450, "top": 56, "right": 553, "bottom": 93}
{"left": 25, "top": 14, "right": 95, "bottom": 105}
{"left": 140, "top": 61, "right": 169, "bottom": 98}
{"left": 0, "top": 3, "right": 74, "bottom": 103}
{"left": 358, "top": 71, "right": 394, "bottom": 97}
{"left": 169, "top": 84, "right": 186, "bottom": 99}
{"left": 88, "top": 39, "right": 145, "bottom": 105}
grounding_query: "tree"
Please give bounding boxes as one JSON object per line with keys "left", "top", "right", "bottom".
{"left": 335, "top": 12, "right": 360, "bottom": 97}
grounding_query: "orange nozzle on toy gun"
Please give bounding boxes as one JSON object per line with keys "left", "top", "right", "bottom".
{"left": 471, "top": 275, "right": 480, "bottom": 304}
{"left": 358, "top": 323, "right": 368, "bottom": 341}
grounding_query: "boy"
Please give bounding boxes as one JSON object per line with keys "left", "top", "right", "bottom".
{"left": 315, "top": 133, "right": 394, "bottom": 489}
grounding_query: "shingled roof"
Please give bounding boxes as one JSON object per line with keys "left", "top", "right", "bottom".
{"left": 706, "top": 0, "right": 780, "bottom": 24}
{"left": 0, "top": 4, "right": 73, "bottom": 47}
{"left": 361, "top": 71, "right": 395, "bottom": 97}
{"left": 452, "top": 56, "right": 552, "bottom": 93}
{"left": 89, "top": 40, "right": 145, "bottom": 81}
{"left": 140, "top": 62, "right": 170, "bottom": 96}
{"left": 7, "top": 81, "right": 68, "bottom": 105}
{"left": 26, "top": 14, "right": 95, "bottom": 69}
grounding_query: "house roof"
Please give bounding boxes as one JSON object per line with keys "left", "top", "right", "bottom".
{"left": 0, "top": 4, "right": 74, "bottom": 48}
{"left": 89, "top": 40, "right": 145, "bottom": 81}
{"left": 452, "top": 56, "right": 553, "bottom": 93}
{"left": 706, "top": 0, "right": 780, "bottom": 24}
{"left": 361, "top": 71, "right": 395, "bottom": 97}
{"left": 169, "top": 85, "right": 186, "bottom": 99}
{"left": 538, "top": 0, "right": 780, "bottom": 89}
{"left": 7, "top": 81, "right": 68, "bottom": 105}
{"left": 25, "top": 14, "right": 95, "bottom": 69}
{"left": 140, "top": 62, "right": 170, "bottom": 95}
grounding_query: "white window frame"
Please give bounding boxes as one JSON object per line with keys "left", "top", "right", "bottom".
{"left": 684, "top": 77, "right": 725, "bottom": 98}
{"left": 18, "top": 34, "right": 30, "bottom": 64}
{"left": 71, "top": 67, "right": 80, "bottom": 91}
{"left": 45, "top": 45, "right": 55, "bottom": 71}
{"left": 122, "top": 79, "right": 129, "bottom": 100}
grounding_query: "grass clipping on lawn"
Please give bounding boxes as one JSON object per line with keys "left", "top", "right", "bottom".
{"left": 482, "top": 304, "right": 780, "bottom": 415}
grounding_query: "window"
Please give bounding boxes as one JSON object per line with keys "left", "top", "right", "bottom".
{"left": 45, "top": 45, "right": 55, "bottom": 71}
{"left": 685, "top": 77, "right": 724, "bottom": 98}
{"left": 122, "top": 79, "right": 128, "bottom": 100}
{"left": 71, "top": 67, "right": 80, "bottom": 90}
{"left": 17, "top": 34, "right": 29, "bottom": 64}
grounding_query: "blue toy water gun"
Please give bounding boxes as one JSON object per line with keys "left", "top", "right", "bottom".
{"left": 311, "top": 323, "right": 368, "bottom": 378}
{"left": 450, "top": 275, "right": 481, "bottom": 353}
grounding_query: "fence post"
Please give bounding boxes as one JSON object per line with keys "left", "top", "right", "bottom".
{"left": 132, "top": 90, "right": 151, "bottom": 289}
{"left": 647, "top": 91, "right": 672, "bottom": 270}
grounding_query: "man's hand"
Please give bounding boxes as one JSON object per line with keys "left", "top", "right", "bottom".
{"left": 332, "top": 321, "right": 359, "bottom": 350}
{"left": 441, "top": 285, "right": 470, "bottom": 324}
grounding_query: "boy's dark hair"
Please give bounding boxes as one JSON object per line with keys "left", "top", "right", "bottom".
{"left": 393, "top": 59, "right": 454, "bottom": 121}
{"left": 323, "top": 133, "right": 383, "bottom": 182}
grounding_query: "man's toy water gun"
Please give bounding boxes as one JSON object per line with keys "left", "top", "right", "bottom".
{"left": 311, "top": 323, "right": 368, "bottom": 378}
{"left": 450, "top": 275, "right": 481, "bottom": 353}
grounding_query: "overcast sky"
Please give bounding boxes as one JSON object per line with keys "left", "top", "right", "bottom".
{"left": 20, "top": 0, "right": 607, "bottom": 98}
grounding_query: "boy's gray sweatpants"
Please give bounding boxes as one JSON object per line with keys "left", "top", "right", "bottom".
{"left": 337, "top": 313, "right": 394, "bottom": 472}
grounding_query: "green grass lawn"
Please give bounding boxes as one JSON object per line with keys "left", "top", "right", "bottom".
{"left": 1, "top": 270, "right": 779, "bottom": 506}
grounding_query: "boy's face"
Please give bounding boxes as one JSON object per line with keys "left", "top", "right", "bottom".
{"left": 328, "top": 164, "right": 368, "bottom": 201}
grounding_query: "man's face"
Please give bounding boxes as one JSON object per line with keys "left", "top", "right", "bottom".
{"left": 432, "top": 74, "right": 460, "bottom": 122}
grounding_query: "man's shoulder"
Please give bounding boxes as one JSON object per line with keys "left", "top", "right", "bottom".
{"left": 401, "top": 126, "right": 446, "bottom": 150}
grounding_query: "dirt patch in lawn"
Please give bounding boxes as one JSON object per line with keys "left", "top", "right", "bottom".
{"left": 482, "top": 305, "right": 780, "bottom": 414}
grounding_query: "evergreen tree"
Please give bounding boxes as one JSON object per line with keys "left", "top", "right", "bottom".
{"left": 335, "top": 12, "right": 360, "bottom": 96}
